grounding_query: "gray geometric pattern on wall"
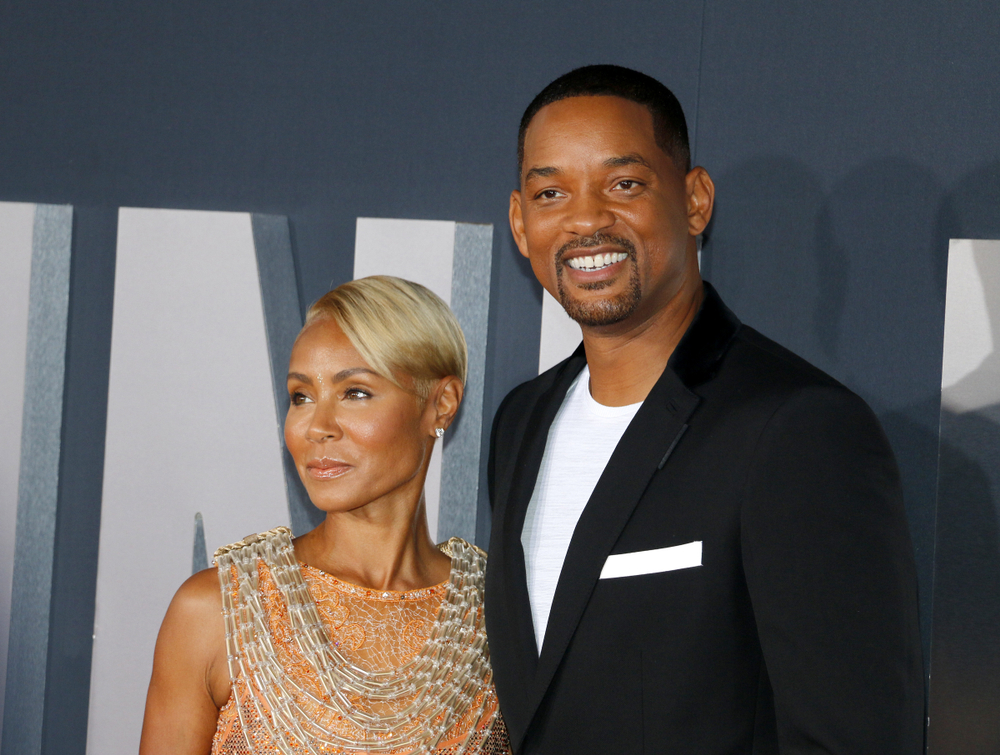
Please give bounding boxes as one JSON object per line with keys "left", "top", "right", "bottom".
{"left": 2, "top": 204, "right": 73, "bottom": 755}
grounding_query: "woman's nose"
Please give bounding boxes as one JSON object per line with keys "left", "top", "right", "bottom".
{"left": 305, "top": 404, "right": 341, "bottom": 442}
{"left": 561, "top": 190, "right": 615, "bottom": 236}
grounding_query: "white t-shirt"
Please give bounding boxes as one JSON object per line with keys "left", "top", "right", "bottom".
{"left": 520, "top": 365, "right": 643, "bottom": 652}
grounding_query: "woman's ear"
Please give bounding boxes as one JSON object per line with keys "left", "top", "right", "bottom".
{"left": 427, "top": 376, "right": 464, "bottom": 437}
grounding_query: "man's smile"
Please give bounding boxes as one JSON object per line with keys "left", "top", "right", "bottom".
{"left": 565, "top": 251, "right": 629, "bottom": 271}
{"left": 555, "top": 232, "right": 636, "bottom": 281}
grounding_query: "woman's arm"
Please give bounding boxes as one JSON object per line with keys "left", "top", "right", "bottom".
{"left": 139, "top": 567, "right": 231, "bottom": 755}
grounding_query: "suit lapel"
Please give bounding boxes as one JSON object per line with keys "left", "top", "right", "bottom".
{"left": 494, "top": 284, "right": 742, "bottom": 747}
{"left": 491, "top": 349, "right": 586, "bottom": 741}
{"left": 526, "top": 368, "right": 701, "bottom": 723}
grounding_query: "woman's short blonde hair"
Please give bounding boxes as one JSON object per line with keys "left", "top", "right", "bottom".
{"left": 303, "top": 275, "right": 467, "bottom": 398}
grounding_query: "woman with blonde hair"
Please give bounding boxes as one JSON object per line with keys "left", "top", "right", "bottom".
{"left": 140, "top": 276, "right": 509, "bottom": 754}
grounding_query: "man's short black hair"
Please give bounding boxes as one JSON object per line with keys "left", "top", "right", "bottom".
{"left": 517, "top": 64, "right": 691, "bottom": 175}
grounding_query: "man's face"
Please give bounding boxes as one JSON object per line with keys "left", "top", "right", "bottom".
{"left": 510, "top": 95, "right": 710, "bottom": 329}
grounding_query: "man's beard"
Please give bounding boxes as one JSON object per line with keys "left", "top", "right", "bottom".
{"left": 555, "top": 233, "right": 641, "bottom": 327}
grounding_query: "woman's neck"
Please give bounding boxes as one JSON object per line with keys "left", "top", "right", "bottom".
{"left": 293, "top": 495, "right": 451, "bottom": 592}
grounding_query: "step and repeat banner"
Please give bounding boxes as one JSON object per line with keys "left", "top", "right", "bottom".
{"left": 928, "top": 239, "right": 1000, "bottom": 748}
{"left": 4, "top": 199, "right": 999, "bottom": 752}
{"left": 0, "top": 204, "right": 35, "bottom": 736}
{"left": 87, "top": 209, "right": 293, "bottom": 753}
{"left": 1, "top": 203, "right": 72, "bottom": 752}
{"left": 0, "top": 203, "right": 523, "bottom": 753}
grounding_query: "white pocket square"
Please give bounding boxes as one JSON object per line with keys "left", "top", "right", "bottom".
{"left": 599, "top": 541, "right": 702, "bottom": 580}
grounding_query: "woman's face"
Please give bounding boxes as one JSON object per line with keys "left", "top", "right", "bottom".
{"left": 284, "top": 317, "right": 436, "bottom": 516}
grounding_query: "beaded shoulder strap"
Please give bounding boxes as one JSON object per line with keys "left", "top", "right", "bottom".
{"left": 437, "top": 536, "right": 487, "bottom": 560}
{"left": 214, "top": 527, "right": 497, "bottom": 754}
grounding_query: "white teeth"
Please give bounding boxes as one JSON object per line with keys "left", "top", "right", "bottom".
{"left": 566, "top": 251, "right": 628, "bottom": 271}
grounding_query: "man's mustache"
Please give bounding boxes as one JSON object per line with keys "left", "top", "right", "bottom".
{"left": 555, "top": 233, "right": 635, "bottom": 266}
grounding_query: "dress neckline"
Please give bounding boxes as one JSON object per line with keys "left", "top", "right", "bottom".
{"left": 298, "top": 561, "right": 448, "bottom": 602}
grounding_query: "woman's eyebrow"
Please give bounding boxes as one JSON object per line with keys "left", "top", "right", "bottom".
{"left": 288, "top": 367, "right": 378, "bottom": 384}
{"left": 332, "top": 367, "right": 378, "bottom": 382}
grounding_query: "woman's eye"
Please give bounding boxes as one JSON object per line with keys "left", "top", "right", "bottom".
{"left": 344, "top": 387, "right": 371, "bottom": 400}
{"left": 290, "top": 391, "right": 312, "bottom": 406}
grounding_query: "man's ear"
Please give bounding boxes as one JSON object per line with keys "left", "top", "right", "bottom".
{"left": 427, "top": 376, "right": 464, "bottom": 437}
{"left": 509, "top": 189, "right": 530, "bottom": 259}
{"left": 685, "top": 167, "right": 715, "bottom": 237}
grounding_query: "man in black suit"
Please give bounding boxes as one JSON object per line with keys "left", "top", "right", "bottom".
{"left": 485, "top": 65, "right": 924, "bottom": 754}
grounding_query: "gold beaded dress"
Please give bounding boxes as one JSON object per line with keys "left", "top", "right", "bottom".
{"left": 211, "top": 528, "right": 509, "bottom": 755}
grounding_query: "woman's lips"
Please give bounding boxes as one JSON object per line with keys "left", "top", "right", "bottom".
{"left": 306, "top": 458, "right": 353, "bottom": 480}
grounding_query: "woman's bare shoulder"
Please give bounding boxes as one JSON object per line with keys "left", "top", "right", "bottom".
{"left": 155, "top": 567, "right": 228, "bottom": 688}
{"left": 139, "top": 567, "right": 229, "bottom": 754}
{"left": 159, "top": 567, "right": 228, "bottom": 691}
{"left": 169, "top": 567, "right": 224, "bottom": 620}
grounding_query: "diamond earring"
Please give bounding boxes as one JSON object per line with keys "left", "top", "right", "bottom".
{"left": 434, "top": 427, "right": 445, "bottom": 438}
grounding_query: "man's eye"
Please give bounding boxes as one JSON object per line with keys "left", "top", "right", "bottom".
{"left": 616, "top": 180, "right": 639, "bottom": 190}
{"left": 536, "top": 189, "right": 561, "bottom": 200}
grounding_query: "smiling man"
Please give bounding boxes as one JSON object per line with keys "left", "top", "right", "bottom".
{"left": 484, "top": 65, "right": 924, "bottom": 754}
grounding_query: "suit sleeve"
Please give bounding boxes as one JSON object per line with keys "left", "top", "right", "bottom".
{"left": 740, "top": 385, "right": 924, "bottom": 754}
{"left": 487, "top": 388, "right": 517, "bottom": 511}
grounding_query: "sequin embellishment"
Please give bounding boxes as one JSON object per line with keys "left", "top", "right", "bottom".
{"left": 211, "top": 528, "right": 510, "bottom": 755}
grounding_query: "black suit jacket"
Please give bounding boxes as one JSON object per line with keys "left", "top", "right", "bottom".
{"left": 485, "top": 283, "right": 924, "bottom": 754}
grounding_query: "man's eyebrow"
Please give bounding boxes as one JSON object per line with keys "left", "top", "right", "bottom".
{"left": 523, "top": 166, "right": 560, "bottom": 182}
{"left": 604, "top": 154, "right": 654, "bottom": 170}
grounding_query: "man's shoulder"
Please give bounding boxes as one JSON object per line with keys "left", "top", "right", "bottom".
{"left": 495, "top": 355, "right": 581, "bottom": 422}
{"left": 718, "top": 323, "right": 878, "bottom": 424}
{"left": 488, "top": 359, "right": 579, "bottom": 485}
{"left": 727, "top": 324, "right": 842, "bottom": 390}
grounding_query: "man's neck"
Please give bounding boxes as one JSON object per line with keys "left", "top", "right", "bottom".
{"left": 581, "top": 279, "right": 704, "bottom": 407}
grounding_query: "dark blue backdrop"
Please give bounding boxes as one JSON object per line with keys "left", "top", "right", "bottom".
{"left": 1, "top": 1, "right": 997, "bottom": 752}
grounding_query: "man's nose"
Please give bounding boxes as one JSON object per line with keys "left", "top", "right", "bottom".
{"left": 561, "top": 190, "right": 615, "bottom": 236}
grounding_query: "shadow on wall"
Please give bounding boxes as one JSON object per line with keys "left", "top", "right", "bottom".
{"left": 702, "top": 156, "right": 955, "bottom": 651}
{"left": 701, "top": 156, "right": 847, "bottom": 370}
{"left": 927, "top": 404, "right": 1000, "bottom": 755}
{"left": 927, "top": 231, "right": 1000, "bottom": 755}
{"left": 705, "top": 155, "right": 957, "bottom": 379}
{"left": 703, "top": 157, "right": 1000, "bottom": 380}
{"left": 701, "top": 157, "right": 1000, "bottom": 715}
